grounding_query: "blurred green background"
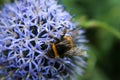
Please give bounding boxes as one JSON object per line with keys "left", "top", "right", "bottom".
{"left": 0, "top": 0, "right": 120, "bottom": 80}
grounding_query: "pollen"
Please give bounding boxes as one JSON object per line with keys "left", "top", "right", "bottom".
{"left": 64, "top": 36, "right": 74, "bottom": 49}
{"left": 52, "top": 43, "right": 60, "bottom": 58}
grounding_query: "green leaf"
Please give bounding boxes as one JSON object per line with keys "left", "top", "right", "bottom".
{"left": 79, "top": 20, "right": 120, "bottom": 39}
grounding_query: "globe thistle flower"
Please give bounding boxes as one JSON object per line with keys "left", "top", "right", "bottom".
{"left": 0, "top": 0, "right": 87, "bottom": 80}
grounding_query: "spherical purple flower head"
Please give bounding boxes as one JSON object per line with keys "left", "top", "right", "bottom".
{"left": 0, "top": 0, "right": 87, "bottom": 80}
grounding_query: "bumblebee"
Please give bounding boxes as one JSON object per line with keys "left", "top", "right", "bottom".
{"left": 51, "top": 36, "right": 74, "bottom": 58}
{"left": 47, "top": 34, "right": 87, "bottom": 58}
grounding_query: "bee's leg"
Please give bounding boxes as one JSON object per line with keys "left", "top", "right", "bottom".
{"left": 64, "top": 36, "right": 74, "bottom": 49}
{"left": 52, "top": 43, "right": 59, "bottom": 58}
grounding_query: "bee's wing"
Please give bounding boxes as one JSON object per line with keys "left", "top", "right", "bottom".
{"left": 64, "top": 47, "right": 87, "bottom": 56}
